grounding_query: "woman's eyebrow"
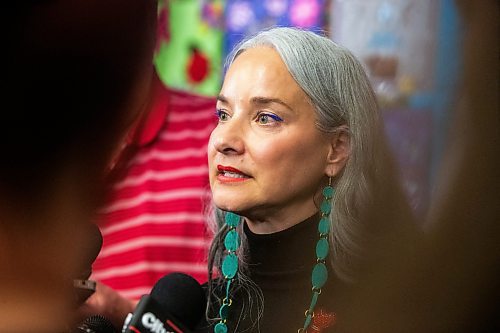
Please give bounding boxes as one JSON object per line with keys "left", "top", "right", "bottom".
{"left": 217, "top": 95, "right": 294, "bottom": 112}
{"left": 216, "top": 94, "right": 228, "bottom": 103}
{"left": 250, "top": 96, "right": 293, "bottom": 111}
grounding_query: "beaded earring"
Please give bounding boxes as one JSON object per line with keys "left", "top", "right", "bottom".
{"left": 214, "top": 211, "right": 241, "bottom": 333}
{"left": 299, "top": 178, "right": 334, "bottom": 333}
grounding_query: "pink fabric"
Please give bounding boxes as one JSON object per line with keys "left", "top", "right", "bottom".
{"left": 91, "top": 81, "right": 216, "bottom": 300}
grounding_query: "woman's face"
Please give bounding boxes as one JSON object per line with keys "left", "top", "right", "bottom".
{"left": 208, "top": 46, "right": 332, "bottom": 232}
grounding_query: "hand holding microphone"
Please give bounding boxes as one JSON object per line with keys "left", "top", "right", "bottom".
{"left": 73, "top": 224, "right": 135, "bottom": 332}
{"left": 76, "top": 281, "right": 137, "bottom": 330}
{"left": 123, "top": 272, "right": 206, "bottom": 333}
{"left": 72, "top": 225, "right": 206, "bottom": 333}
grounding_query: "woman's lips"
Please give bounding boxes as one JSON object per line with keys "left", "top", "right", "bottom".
{"left": 217, "top": 165, "right": 251, "bottom": 183}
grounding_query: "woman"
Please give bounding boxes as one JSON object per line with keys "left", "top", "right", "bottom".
{"left": 198, "top": 27, "right": 414, "bottom": 333}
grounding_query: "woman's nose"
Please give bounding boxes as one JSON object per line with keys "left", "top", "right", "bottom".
{"left": 211, "top": 119, "right": 245, "bottom": 155}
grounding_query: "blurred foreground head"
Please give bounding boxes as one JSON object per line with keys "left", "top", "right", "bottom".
{"left": 0, "top": 1, "right": 158, "bottom": 331}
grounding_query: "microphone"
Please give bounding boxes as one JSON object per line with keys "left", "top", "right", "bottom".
{"left": 74, "top": 223, "right": 103, "bottom": 305}
{"left": 122, "top": 272, "right": 206, "bottom": 333}
{"left": 73, "top": 314, "right": 117, "bottom": 333}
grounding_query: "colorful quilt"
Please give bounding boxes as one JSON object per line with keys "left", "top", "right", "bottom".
{"left": 224, "top": 0, "right": 327, "bottom": 59}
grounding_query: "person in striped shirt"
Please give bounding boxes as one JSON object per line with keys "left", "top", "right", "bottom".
{"left": 79, "top": 69, "right": 217, "bottom": 328}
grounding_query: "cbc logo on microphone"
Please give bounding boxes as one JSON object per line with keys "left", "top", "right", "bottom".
{"left": 142, "top": 312, "right": 175, "bottom": 333}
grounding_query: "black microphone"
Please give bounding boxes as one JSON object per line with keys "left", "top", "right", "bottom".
{"left": 74, "top": 223, "right": 103, "bottom": 305}
{"left": 73, "top": 314, "right": 117, "bottom": 333}
{"left": 122, "top": 272, "right": 206, "bottom": 333}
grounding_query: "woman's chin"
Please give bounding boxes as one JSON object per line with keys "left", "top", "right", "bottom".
{"left": 213, "top": 198, "right": 245, "bottom": 214}
{"left": 215, "top": 203, "right": 242, "bottom": 213}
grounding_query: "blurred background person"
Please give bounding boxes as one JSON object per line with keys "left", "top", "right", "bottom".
{"left": 81, "top": 67, "right": 216, "bottom": 329}
{"left": 73, "top": 2, "right": 219, "bottom": 330}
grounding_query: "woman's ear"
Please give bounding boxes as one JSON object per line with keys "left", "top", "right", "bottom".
{"left": 325, "top": 126, "right": 350, "bottom": 177}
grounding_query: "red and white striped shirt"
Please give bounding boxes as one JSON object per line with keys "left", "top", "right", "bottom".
{"left": 91, "top": 75, "right": 216, "bottom": 300}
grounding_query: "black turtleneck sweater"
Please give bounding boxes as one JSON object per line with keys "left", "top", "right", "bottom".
{"left": 196, "top": 213, "right": 343, "bottom": 333}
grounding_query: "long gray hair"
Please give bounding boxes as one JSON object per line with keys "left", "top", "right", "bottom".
{"left": 205, "top": 26, "right": 409, "bottom": 326}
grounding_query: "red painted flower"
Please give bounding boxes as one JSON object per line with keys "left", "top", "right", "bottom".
{"left": 187, "top": 46, "right": 209, "bottom": 84}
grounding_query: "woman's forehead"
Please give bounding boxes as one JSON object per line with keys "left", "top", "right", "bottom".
{"left": 222, "top": 47, "right": 307, "bottom": 105}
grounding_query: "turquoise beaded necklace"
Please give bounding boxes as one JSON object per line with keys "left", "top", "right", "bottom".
{"left": 214, "top": 185, "right": 334, "bottom": 333}
{"left": 214, "top": 211, "right": 241, "bottom": 333}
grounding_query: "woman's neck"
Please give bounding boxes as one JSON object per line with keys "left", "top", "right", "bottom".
{"left": 243, "top": 199, "right": 321, "bottom": 234}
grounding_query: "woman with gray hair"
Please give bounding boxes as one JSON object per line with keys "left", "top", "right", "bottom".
{"left": 197, "top": 26, "right": 415, "bottom": 333}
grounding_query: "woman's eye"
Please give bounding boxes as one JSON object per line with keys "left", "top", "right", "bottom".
{"left": 215, "top": 109, "right": 230, "bottom": 122}
{"left": 257, "top": 113, "right": 283, "bottom": 124}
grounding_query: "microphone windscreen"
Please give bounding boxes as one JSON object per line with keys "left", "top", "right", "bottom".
{"left": 75, "top": 314, "right": 117, "bottom": 333}
{"left": 150, "top": 272, "right": 206, "bottom": 330}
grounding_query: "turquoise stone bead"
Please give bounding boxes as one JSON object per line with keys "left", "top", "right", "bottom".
{"left": 323, "top": 186, "right": 334, "bottom": 198}
{"left": 316, "top": 238, "right": 329, "bottom": 260}
{"left": 214, "top": 322, "right": 228, "bottom": 333}
{"left": 225, "top": 279, "right": 232, "bottom": 295}
{"left": 225, "top": 212, "right": 240, "bottom": 227}
{"left": 224, "top": 230, "right": 240, "bottom": 251}
{"left": 309, "top": 291, "right": 319, "bottom": 310}
{"left": 320, "top": 201, "right": 331, "bottom": 214}
{"left": 219, "top": 304, "right": 229, "bottom": 319}
{"left": 222, "top": 253, "right": 238, "bottom": 279}
{"left": 312, "top": 263, "right": 328, "bottom": 288}
{"left": 304, "top": 314, "right": 312, "bottom": 328}
{"left": 318, "top": 216, "right": 330, "bottom": 234}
